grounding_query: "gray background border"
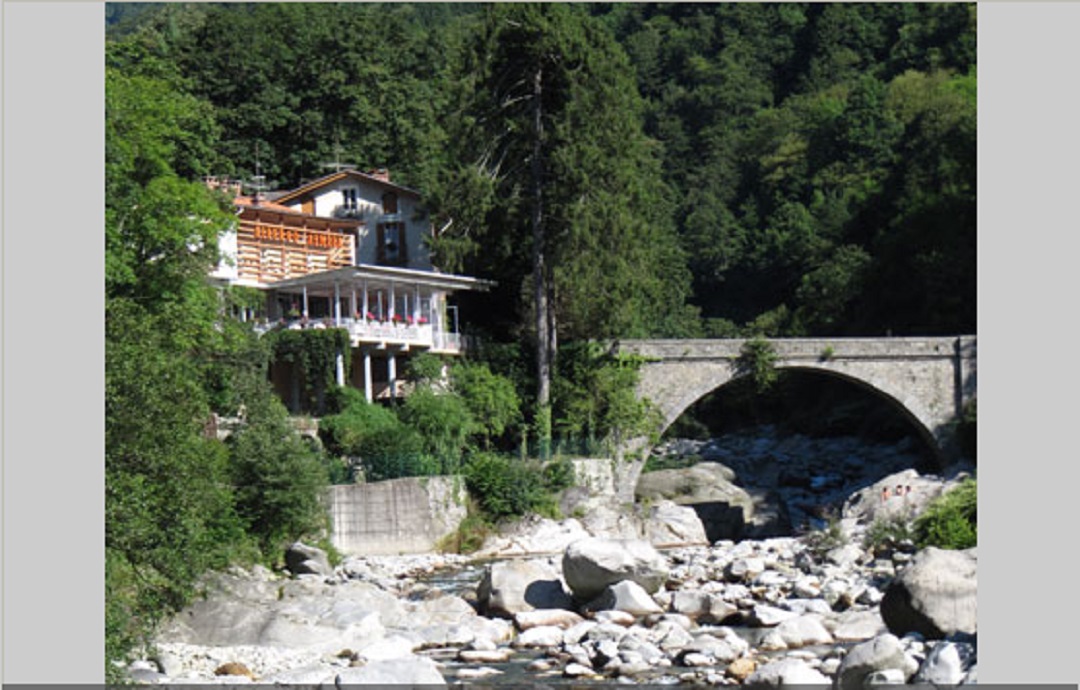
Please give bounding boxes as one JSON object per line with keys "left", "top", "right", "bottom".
{"left": 3, "top": 1, "right": 1078, "bottom": 684}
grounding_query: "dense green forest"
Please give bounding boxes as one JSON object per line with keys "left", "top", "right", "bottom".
{"left": 105, "top": 2, "right": 974, "bottom": 676}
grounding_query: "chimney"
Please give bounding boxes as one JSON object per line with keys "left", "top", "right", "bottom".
{"left": 368, "top": 168, "right": 391, "bottom": 183}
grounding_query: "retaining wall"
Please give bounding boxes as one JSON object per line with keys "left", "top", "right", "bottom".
{"left": 328, "top": 476, "right": 467, "bottom": 556}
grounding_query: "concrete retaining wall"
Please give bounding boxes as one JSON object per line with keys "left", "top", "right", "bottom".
{"left": 329, "top": 476, "right": 467, "bottom": 556}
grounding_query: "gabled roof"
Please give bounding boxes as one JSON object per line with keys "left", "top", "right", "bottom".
{"left": 274, "top": 169, "right": 422, "bottom": 206}
{"left": 233, "top": 195, "right": 364, "bottom": 228}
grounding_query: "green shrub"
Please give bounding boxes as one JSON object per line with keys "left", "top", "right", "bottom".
{"left": 319, "top": 394, "right": 401, "bottom": 458}
{"left": 542, "top": 458, "right": 576, "bottom": 492}
{"left": 802, "top": 514, "right": 846, "bottom": 557}
{"left": 913, "top": 478, "right": 976, "bottom": 549}
{"left": 863, "top": 515, "right": 913, "bottom": 552}
{"left": 399, "top": 387, "right": 475, "bottom": 474}
{"left": 464, "top": 452, "right": 548, "bottom": 519}
{"left": 227, "top": 388, "right": 331, "bottom": 553}
{"left": 362, "top": 425, "right": 437, "bottom": 481}
{"left": 437, "top": 510, "right": 492, "bottom": 555}
{"left": 737, "top": 336, "right": 779, "bottom": 392}
{"left": 451, "top": 360, "right": 522, "bottom": 448}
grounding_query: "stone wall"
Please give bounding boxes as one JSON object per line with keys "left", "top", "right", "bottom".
{"left": 328, "top": 476, "right": 467, "bottom": 556}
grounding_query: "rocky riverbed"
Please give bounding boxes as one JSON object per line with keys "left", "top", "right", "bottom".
{"left": 127, "top": 433, "right": 977, "bottom": 686}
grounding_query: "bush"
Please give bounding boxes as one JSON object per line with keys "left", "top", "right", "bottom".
{"left": 362, "top": 424, "right": 438, "bottom": 481}
{"left": 227, "top": 386, "right": 331, "bottom": 553}
{"left": 913, "top": 478, "right": 977, "bottom": 549}
{"left": 319, "top": 393, "right": 401, "bottom": 458}
{"left": 464, "top": 452, "right": 549, "bottom": 519}
{"left": 400, "top": 387, "right": 475, "bottom": 474}
{"left": 451, "top": 360, "right": 522, "bottom": 448}
{"left": 737, "top": 336, "right": 779, "bottom": 392}
{"left": 863, "top": 515, "right": 913, "bottom": 553}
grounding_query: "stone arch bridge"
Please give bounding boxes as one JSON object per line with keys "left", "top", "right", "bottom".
{"left": 608, "top": 336, "right": 976, "bottom": 500}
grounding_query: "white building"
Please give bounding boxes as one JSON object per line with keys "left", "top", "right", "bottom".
{"left": 209, "top": 169, "right": 490, "bottom": 408}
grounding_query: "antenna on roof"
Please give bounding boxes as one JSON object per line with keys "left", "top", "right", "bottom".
{"left": 247, "top": 142, "right": 269, "bottom": 204}
{"left": 319, "top": 131, "right": 358, "bottom": 173}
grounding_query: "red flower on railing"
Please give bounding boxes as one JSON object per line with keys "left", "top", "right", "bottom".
{"left": 392, "top": 313, "right": 404, "bottom": 324}
{"left": 418, "top": 316, "right": 429, "bottom": 325}
{"left": 365, "top": 311, "right": 376, "bottom": 321}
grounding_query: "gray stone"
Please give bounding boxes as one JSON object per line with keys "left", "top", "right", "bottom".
{"left": 564, "top": 662, "right": 596, "bottom": 677}
{"left": 832, "top": 609, "right": 887, "bottom": 641}
{"left": 584, "top": 580, "right": 663, "bottom": 616}
{"left": 746, "top": 657, "right": 831, "bottom": 685}
{"left": 748, "top": 603, "right": 798, "bottom": 627}
{"left": 643, "top": 500, "right": 709, "bottom": 547}
{"left": 834, "top": 633, "right": 908, "bottom": 690}
{"left": 513, "top": 625, "right": 565, "bottom": 648}
{"left": 335, "top": 656, "right": 445, "bottom": 685}
{"left": 880, "top": 547, "right": 977, "bottom": 639}
{"left": 285, "top": 541, "right": 331, "bottom": 577}
{"left": 913, "top": 640, "right": 965, "bottom": 685}
{"left": 562, "top": 537, "right": 669, "bottom": 601}
{"left": 514, "top": 608, "right": 585, "bottom": 630}
{"left": 476, "top": 558, "right": 573, "bottom": 618}
{"left": 865, "top": 668, "right": 907, "bottom": 684}
{"left": 774, "top": 615, "right": 834, "bottom": 648}
{"left": 725, "top": 557, "right": 766, "bottom": 582}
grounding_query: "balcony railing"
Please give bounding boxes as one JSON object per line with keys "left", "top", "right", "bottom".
{"left": 255, "top": 318, "right": 462, "bottom": 353}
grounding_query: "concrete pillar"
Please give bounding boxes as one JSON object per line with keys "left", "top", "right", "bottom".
{"left": 333, "top": 281, "right": 341, "bottom": 326}
{"left": 363, "top": 349, "right": 373, "bottom": 403}
{"left": 388, "top": 353, "right": 397, "bottom": 398}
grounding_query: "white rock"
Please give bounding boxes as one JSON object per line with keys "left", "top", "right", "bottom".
{"left": 513, "top": 625, "right": 565, "bottom": 648}
{"left": 746, "top": 657, "right": 830, "bottom": 685}
{"left": 515, "top": 608, "right": 585, "bottom": 630}
{"left": 775, "top": 615, "right": 834, "bottom": 648}
{"left": 335, "top": 656, "right": 445, "bottom": 685}
{"left": 584, "top": 580, "right": 664, "bottom": 616}
{"left": 563, "top": 537, "right": 669, "bottom": 601}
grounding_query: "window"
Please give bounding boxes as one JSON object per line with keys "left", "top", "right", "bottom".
{"left": 382, "top": 191, "right": 398, "bottom": 215}
{"left": 377, "top": 222, "right": 408, "bottom": 266}
{"left": 343, "top": 188, "right": 359, "bottom": 211}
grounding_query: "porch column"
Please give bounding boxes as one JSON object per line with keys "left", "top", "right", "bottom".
{"left": 335, "top": 350, "right": 345, "bottom": 386}
{"left": 363, "top": 348, "right": 373, "bottom": 403}
{"left": 350, "top": 288, "right": 357, "bottom": 321}
{"left": 302, "top": 285, "right": 309, "bottom": 319}
{"left": 333, "top": 281, "right": 342, "bottom": 326}
{"left": 362, "top": 280, "right": 369, "bottom": 321}
{"left": 388, "top": 353, "right": 397, "bottom": 398}
{"left": 414, "top": 285, "right": 421, "bottom": 322}
{"left": 389, "top": 282, "right": 396, "bottom": 320}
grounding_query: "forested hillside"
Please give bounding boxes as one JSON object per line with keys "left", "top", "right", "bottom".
{"left": 108, "top": 2, "right": 975, "bottom": 340}
{"left": 104, "top": 3, "right": 974, "bottom": 676}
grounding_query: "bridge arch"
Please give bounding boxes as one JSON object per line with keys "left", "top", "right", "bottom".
{"left": 657, "top": 364, "right": 942, "bottom": 467}
{"left": 610, "top": 337, "right": 975, "bottom": 502}
{"left": 619, "top": 337, "right": 974, "bottom": 455}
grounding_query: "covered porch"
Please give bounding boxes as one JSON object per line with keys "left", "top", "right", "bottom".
{"left": 261, "top": 265, "right": 490, "bottom": 403}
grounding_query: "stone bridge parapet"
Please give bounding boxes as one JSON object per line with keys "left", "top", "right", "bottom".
{"left": 613, "top": 336, "right": 975, "bottom": 477}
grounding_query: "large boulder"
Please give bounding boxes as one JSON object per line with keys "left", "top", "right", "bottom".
{"left": 841, "top": 470, "right": 948, "bottom": 525}
{"left": 285, "top": 541, "right": 331, "bottom": 577}
{"left": 562, "top": 537, "right": 669, "bottom": 602}
{"left": 746, "top": 657, "right": 831, "bottom": 685}
{"left": 834, "top": 633, "right": 909, "bottom": 690}
{"left": 476, "top": 558, "right": 573, "bottom": 618}
{"left": 880, "top": 547, "right": 977, "bottom": 639}
{"left": 582, "top": 580, "right": 663, "bottom": 616}
{"left": 641, "top": 500, "right": 709, "bottom": 547}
